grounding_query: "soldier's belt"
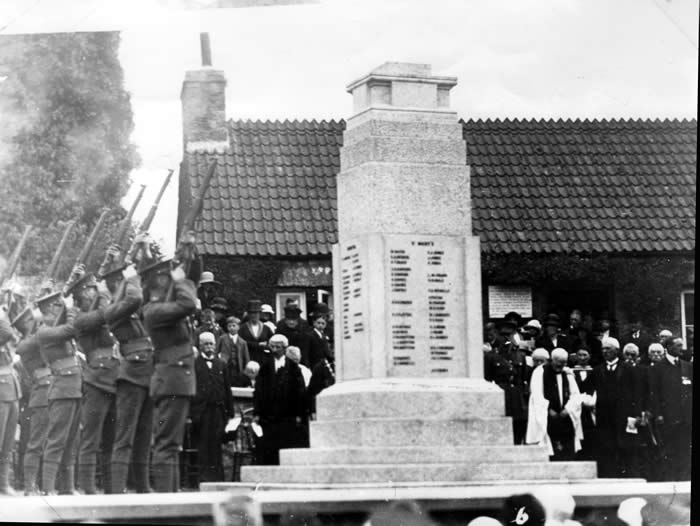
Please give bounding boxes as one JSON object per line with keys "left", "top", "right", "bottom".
{"left": 87, "top": 346, "right": 117, "bottom": 364}
{"left": 32, "top": 367, "right": 51, "bottom": 381}
{"left": 121, "top": 337, "right": 153, "bottom": 356}
{"left": 0, "top": 364, "right": 14, "bottom": 376}
{"left": 50, "top": 355, "right": 79, "bottom": 373}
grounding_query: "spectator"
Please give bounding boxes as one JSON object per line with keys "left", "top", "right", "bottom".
{"left": 276, "top": 299, "right": 309, "bottom": 331}
{"left": 522, "top": 319, "right": 542, "bottom": 352}
{"left": 572, "top": 347, "right": 595, "bottom": 461}
{"left": 484, "top": 318, "right": 528, "bottom": 445}
{"left": 647, "top": 342, "right": 665, "bottom": 366}
{"left": 525, "top": 347, "right": 549, "bottom": 385}
{"left": 195, "top": 308, "right": 222, "bottom": 344}
{"left": 648, "top": 334, "right": 692, "bottom": 481}
{"left": 308, "top": 314, "right": 331, "bottom": 369}
{"left": 657, "top": 329, "right": 673, "bottom": 349}
{"left": 260, "top": 304, "right": 276, "bottom": 333}
{"left": 622, "top": 320, "right": 652, "bottom": 365}
{"left": 197, "top": 271, "right": 221, "bottom": 310}
{"left": 253, "top": 334, "right": 306, "bottom": 465}
{"left": 591, "top": 337, "right": 643, "bottom": 478}
{"left": 567, "top": 309, "right": 583, "bottom": 337}
{"left": 595, "top": 316, "right": 616, "bottom": 341}
{"left": 526, "top": 348, "right": 583, "bottom": 460}
{"left": 240, "top": 361, "right": 260, "bottom": 389}
{"left": 210, "top": 297, "right": 230, "bottom": 332}
{"left": 668, "top": 336, "right": 691, "bottom": 362}
{"left": 190, "top": 332, "right": 233, "bottom": 483}
{"left": 484, "top": 322, "right": 501, "bottom": 350}
{"left": 307, "top": 347, "right": 335, "bottom": 420}
{"left": 276, "top": 305, "right": 312, "bottom": 367}
{"left": 238, "top": 300, "right": 274, "bottom": 367}
{"left": 571, "top": 327, "right": 602, "bottom": 367}
{"left": 217, "top": 316, "right": 250, "bottom": 387}
{"left": 310, "top": 303, "right": 333, "bottom": 346}
{"left": 286, "top": 346, "right": 311, "bottom": 387}
{"left": 536, "top": 314, "right": 571, "bottom": 352}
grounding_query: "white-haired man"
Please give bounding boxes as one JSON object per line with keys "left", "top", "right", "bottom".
{"left": 591, "top": 336, "right": 643, "bottom": 478}
{"left": 253, "top": 334, "right": 305, "bottom": 465}
{"left": 526, "top": 348, "right": 584, "bottom": 460}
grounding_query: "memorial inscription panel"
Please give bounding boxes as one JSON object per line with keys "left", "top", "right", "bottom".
{"left": 385, "top": 234, "right": 466, "bottom": 377}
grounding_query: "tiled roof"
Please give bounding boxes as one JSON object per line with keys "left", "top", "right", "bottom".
{"left": 182, "top": 118, "right": 696, "bottom": 256}
{"left": 465, "top": 118, "right": 696, "bottom": 253}
{"left": 184, "top": 119, "right": 344, "bottom": 256}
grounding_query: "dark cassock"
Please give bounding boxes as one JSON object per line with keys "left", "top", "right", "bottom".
{"left": 253, "top": 348, "right": 306, "bottom": 465}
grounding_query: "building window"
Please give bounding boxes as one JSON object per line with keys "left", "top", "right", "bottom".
{"left": 680, "top": 290, "right": 694, "bottom": 350}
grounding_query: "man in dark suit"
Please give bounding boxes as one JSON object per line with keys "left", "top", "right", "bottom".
{"left": 142, "top": 259, "right": 198, "bottom": 492}
{"left": 308, "top": 314, "right": 331, "bottom": 370}
{"left": 217, "top": 316, "right": 250, "bottom": 386}
{"left": 535, "top": 314, "right": 571, "bottom": 352}
{"left": 648, "top": 338, "right": 693, "bottom": 481}
{"left": 622, "top": 319, "right": 653, "bottom": 365}
{"left": 253, "top": 334, "right": 306, "bottom": 465}
{"left": 590, "top": 337, "right": 642, "bottom": 478}
{"left": 191, "top": 331, "right": 233, "bottom": 483}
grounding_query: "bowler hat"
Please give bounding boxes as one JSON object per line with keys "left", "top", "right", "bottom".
{"left": 284, "top": 304, "right": 302, "bottom": 319}
{"left": 313, "top": 303, "right": 330, "bottom": 315}
{"left": 246, "top": 299, "right": 262, "bottom": 313}
{"left": 210, "top": 296, "right": 229, "bottom": 311}
{"left": 496, "top": 318, "right": 517, "bottom": 331}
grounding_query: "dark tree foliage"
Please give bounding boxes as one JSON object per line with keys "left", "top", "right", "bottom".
{"left": 0, "top": 31, "right": 139, "bottom": 279}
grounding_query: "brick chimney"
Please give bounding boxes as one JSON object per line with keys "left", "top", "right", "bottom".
{"left": 181, "top": 33, "right": 228, "bottom": 152}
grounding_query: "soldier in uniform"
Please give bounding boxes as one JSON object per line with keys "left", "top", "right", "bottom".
{"left": 484, "top": 318, "right": 528, "bottom": 444}
{"left": 13, "top": 306, "right": 51, "bottom": 495}
{"left": 102, "top": 249, "right": 154, "bottom": 494}
{"left": 0, "top": 310, "right": 21, "bottom": 495}
{"left": 73, "top": 272, "right": 119, "bottom": 494}
{"left": 35, "top": 287, "right": 81, "bottom": 495}
{"left": 142, "top": 259, "right": 198, "bottom": 492}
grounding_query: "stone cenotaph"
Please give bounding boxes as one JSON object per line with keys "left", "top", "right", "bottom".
{"left": 241, "top": 63, "right": 597, "bottom": 484}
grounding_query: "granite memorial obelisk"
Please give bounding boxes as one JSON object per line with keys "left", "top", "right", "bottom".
{"left": 241, "top": 63, "right": 596, "bottom": 484}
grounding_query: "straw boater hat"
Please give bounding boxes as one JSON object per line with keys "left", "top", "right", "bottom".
{"left": 198, "top": 271, "right": 220, "bottom": 286}
{"left": 261, "top": 304, "right": 274, "bottom": 315}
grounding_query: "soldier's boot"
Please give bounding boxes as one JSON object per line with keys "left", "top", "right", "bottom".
{"left": 77, "top": 463, "right": 97, "bottom": 494}
{"left": 58, "top": 466, "right": 79, "bottom": 495}
{"left": 0, "top": 461, "right": 17, "bottom": 496}
{"left": 101, "top": 459, "right": 112, "bottom": 494}
{"left": 110, "top": 462, "right": 128, "bottom": 494}
{"left": 23, "top": 457, "right": 41, "bottom": 495}
{"left": 151, "top": 463, "right": 173, "bottom": 493}
{"left": 133, "top": 462, "right": 153, "bottom": 493}
{"left": 41, "top": 461, "right": 60, "bottom": 495}
{"left": 172, "top": 461, "right": 181, "bottom": 492}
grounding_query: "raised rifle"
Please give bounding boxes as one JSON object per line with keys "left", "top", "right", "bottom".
{"left": 126, "top": 170, "right": 173, "bottom": 267}
{"left": 97, "top": 184, "right": 146, "bottom": 279}
{"left": 61, "top": 209, "right": 111, "bottom": 297}
{"left": 169, "top": 160, "right": 217, "bottom": 294}
{"left": 1, "top": 224, "right": 32, "bottom": 314}
{"left": 39, "top": 220, "right": 77, "bottom": 296}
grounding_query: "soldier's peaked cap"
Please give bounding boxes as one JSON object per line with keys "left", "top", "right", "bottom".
{"left": 138, "top": 258, "right": 172, "bottom": 277}
{"left": 65, "top": 273, "right": 98, "bottom": 296}
{"left": 11, "top": 305, "right": 35, "bottom": 331}
{"left": 35, "top": 290, "right": 63, "bottom": 309}
{"left": 99, "top": 262, "right": 128, "bottom": 280}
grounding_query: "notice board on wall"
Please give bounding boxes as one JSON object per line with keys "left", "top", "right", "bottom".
{"left": 488, "top": 285, "right": 533, "bottom": 318}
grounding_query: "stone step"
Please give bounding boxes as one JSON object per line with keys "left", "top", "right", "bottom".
{"left": 316, "top": 378, "right": 505, "bottom": 421}
{"left": 310, "top": 417, "right": 513, "bottom": 448}
{"left": 279, "top": 445, "right": 550, "bottom": 465}
{"left": 241, "top": 461, "right": 598, "bottom": 485}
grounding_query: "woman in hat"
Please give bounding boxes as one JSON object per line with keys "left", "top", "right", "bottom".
{"left": 238, "top": 300, "right": 274, "bottom": 366}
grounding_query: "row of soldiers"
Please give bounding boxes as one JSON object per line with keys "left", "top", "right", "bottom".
{"left": 0, "top": 231, "right": 202, "bottom": 496}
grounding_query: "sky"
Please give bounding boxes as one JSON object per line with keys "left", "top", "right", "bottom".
{"left": 0, "top": 0, "right": 698, "bottom": 253}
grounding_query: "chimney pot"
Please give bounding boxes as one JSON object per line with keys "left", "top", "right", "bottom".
{"left": 200, "top": 33, "right": 212, "bottom": 67}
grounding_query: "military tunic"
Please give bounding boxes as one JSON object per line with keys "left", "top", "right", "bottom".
{"left": 73, "top": 292, "right": 119, "bottom": 494}
{"left": 106, "top": 275, "right": 154, "bottom": 493}
{"left": 16, "top": 334, "right": 51, "bottom": 493}
{"left": 484, "top": 342, "right": 528, "bottom": 444}
{"left": 142, "top": 278, "right": 197, "bottom": 492}
{"left": 37, "top": 308, "right": 81, "bottom": 494}
{"left": 0, "top": 316, "right": 21, "bottom": 494}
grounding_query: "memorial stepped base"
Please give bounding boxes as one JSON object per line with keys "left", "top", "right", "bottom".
{"left": 241, "top": 379, "right": 599, "bottom": 485}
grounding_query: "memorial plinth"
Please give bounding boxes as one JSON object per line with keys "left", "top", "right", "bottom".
{"left": 241, "top": 62, "right": 596, "bottom": 484}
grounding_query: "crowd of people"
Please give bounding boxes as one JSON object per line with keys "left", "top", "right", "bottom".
{"left": 484, "top": 310, "right": 693, "bottom": 481}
